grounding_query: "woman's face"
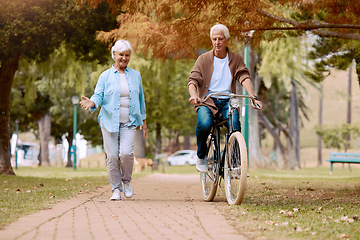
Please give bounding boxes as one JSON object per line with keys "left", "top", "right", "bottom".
{"left": 114, "top": 50, "right": 131, "bottom": 69}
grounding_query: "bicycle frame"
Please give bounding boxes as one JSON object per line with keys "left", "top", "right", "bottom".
{"left": 200, "top": 93, "right": 260, "bottom": 204}
{"left": 204, "top": 93, "right": 259, "bottom": 178}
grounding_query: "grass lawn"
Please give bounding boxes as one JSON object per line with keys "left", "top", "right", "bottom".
{"left": 215, "top": 166, "right": 360, "bottom": 240}
{"left": 0, "top": 167, "right": 109, "bottom": 226}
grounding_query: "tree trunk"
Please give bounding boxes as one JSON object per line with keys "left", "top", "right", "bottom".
{"left": 249, "top": 106, "right": 267, "bottom": 167}
{"left": 272, "top": 129, "right": 281, "bottom": 167}
{"left": 287, "top": 81, "right": 300, "bottom": 169}
{"left": 65, "top": 132, "right": 73, "bottom": 167}
{"left": 183, "top": 135, "right": 191, "bottom": 150}
{"left": 258, "top": 112, "right": 289, "bottom": 165}
{"left": 155, "top": 123, "right": 162, "bottom": 154}
{"left": 134, "top": 129, "right": 146, "bottom": 158}
{"left": 170, "top": 131, "right": 180, "bottom": 153}
{"left": 0, "top": 52, "right": 21, "bottom": 175}
{"left": 38, "top": 112, "right": 51, "bottom": 166}
{"left": 317, "top": 84, "right": 323, "bottom": 166}
{"left": 346, "top": 64, "right": 352, "bottom": 150}
{"left": 248, "top": 49, "right": 266, "bottom": 167}
{"left": 355, "top": 57, "right": 360, "bottom": 87}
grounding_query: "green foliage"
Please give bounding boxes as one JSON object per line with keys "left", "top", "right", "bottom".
{"left": 316, "top": 123, "right": 360, "bottom": 151}
{"left": 4, "top": 0, "right": 117, "bottom": 167}
{"left": 308, "top": 37, "right": 360, "bottom": 87}
{"left": 0, "top": 0, "right": 117, "bottom": 63}
{"left": 134, "top": 57, "right": 196, "bottom": 142}
{"left": 257, "top": 36, "right": 314, "bottom": 132}
{"left": 0, "top": 0, "right": 65, "bottom": 61}
{"left": 11, "top": 46, "right": 108, "bottom": 145}
{"left": 258, "top": 36, "right": 312, "bottom": 91}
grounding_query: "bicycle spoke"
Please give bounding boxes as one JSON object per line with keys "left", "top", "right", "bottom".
{"left": 224, "top": 132, "right": 247, "bottom": 205}
{"left": 200, "top": 134, "right": 219, "bottom": 202}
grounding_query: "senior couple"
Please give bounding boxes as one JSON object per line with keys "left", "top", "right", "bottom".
{"left": 80, "top": 24, "right": 263, "bottom": 201}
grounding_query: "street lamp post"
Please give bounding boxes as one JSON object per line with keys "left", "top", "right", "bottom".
{"left": 242, "top": 44, "right": 250, "bottom": 165}
{"left": 242, "top": 30, "right": 254, "bottom": 167}
{"left": 15, "top": 119, "right": 19, "bottom": 170}
{"left": 71, "top": 96, "right": 80, "bottom": 171}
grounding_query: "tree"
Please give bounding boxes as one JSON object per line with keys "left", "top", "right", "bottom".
{"left": 316, "top": 124, "right": 360, "bottom": 152}
{"left": 12, "top": 60, "right": 54, "bottom": 166}
{"left": 80, "top": 0, "right": 360, "bottom": 167}
{"left": 317, "top": 84, "right": 323, "bottom": 166}
{"left": 13, "top": 46, "right": 108, "bottom": 167}
{"left": 246, "top": 48, "right": 267, "bottom": 167}
{"left": 308, "top": 37, "right": 359, "bottom": 164}
{"left": 257, "top": 36, "right": 313, "bottom": 169}
{"left": 1, "top": 0, "right": 118, "bottom": 174}
{"left": 137, "top": 58, "right": 195, "bottom": 155}
{"left": 81, "top": 0, "right": 360, "bottom": 59}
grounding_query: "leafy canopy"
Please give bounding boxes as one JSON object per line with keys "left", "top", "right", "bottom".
{"left": 79, "top": 0, "right": 360, "bottom": 59}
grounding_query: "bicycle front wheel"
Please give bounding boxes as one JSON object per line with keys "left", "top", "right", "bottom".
{"left": 224, "top": 132, "right": 248, "bottom": 205}
{"left": 200, "top": 134, "right": 219, "bottom": 202}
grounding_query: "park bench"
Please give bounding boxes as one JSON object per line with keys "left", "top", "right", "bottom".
{"left": 326, "top": 152, "right": 360, "bottom": 174}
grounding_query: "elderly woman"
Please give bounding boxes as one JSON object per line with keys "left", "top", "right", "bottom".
{"left": 80, "top": 40, "right": 147, "bottom": 201}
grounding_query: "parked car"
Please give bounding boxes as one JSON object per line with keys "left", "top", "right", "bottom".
{"left": 166, "top": 150, "right": 197, "bottom": 166}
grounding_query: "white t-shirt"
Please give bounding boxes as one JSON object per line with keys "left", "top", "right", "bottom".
{"left": 208, "top": 53, "right": 232, "bottom": 99}
{"left": 119, "top": 73, "right": 130, "bottom": 123}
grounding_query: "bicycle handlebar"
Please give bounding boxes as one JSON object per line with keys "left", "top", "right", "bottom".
{"left": 200, "top": 93, "right": 262, "bottom": 110}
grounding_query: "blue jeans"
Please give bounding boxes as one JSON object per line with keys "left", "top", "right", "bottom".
{"left": 196, "top": 98, "right": 241, "bottom": 159}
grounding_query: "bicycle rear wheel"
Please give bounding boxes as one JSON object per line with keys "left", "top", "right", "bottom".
{"left": 224, "top": 132, "right": 248, "bottom": 205}
{"left": 200, "top": 134, "right": 219, "bottom": 201}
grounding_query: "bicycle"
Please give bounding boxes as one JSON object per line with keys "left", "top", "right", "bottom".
{"left": 199, "top": 93, "right": 260, "bottom": 205}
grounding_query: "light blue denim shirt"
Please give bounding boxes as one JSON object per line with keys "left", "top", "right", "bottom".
{"left": 89, "top": 66, "right": 146, "bottom": 133}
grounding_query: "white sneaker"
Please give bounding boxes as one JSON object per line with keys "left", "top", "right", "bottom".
{"left": 110, "top": 189, "right": 121, "bottom": 201}
{"left": 124, "top": 182, "right": 133, "bottom": 198}
{"left": 196, "top": 157, "right": 208, "bottom": 173}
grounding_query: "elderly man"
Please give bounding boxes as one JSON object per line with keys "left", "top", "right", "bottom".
{"left": 188, "top": 24, "right": 263, "bottom": 172}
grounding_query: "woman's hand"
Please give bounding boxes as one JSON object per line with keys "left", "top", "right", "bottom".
{"left": 80, "top": 96, "right": 95, "bottom": 110}
{"left": 140, "top": 120, "right": 147, "bottom": 138}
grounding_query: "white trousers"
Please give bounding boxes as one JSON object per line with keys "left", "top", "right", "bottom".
{"left": 100, "top": 120, "right": 136, "bottom": 191}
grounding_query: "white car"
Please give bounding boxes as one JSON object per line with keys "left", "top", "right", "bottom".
{"left": 166, "top": 150, "right": 197, "bottom": 166}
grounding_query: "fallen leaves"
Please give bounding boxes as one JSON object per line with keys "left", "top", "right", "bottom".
{"left": 341, "top": 233, "right": 350, "bottom": 239}
{"left": 279, "top": 209, "right": 296, "bottom": 217}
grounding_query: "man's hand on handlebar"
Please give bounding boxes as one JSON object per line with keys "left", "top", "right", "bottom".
{"left": 251, "top": 99, "right": 263, "bottom": 110}
{"left": 189, "top": 96, "right": 201, "bottom": 106}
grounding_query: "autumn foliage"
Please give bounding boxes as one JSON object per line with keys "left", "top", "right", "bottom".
{"left": 78, "top": 0, "right": 360, "bottom": 59}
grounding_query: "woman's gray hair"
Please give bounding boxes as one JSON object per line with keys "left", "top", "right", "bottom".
{"left": 210, "top": 24, "right": 230, "bottom": 39}
{"left": 111, "top": 40, "right": 133, "bottom": 60}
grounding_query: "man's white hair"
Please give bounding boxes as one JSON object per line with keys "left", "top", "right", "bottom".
{"left": 210, "top": 24, "right": 230, "bottom": 39}
{"left": 111, "top": 40, "right": 133, "bottom": 60}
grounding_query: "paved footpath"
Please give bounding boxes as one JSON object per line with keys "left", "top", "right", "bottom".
{"left": 1, "top": 174, "right": 247, "bottom": 240}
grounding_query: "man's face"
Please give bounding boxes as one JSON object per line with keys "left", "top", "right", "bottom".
{"left": 211, "top": 30, "right": 228, "bottom": 53}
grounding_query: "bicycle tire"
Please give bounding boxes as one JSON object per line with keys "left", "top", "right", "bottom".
{"left": 224, "top": 132, "right": 248, "bottom": 205}
{"left": 200, "top": 134, "right": 219, "bottom": 202}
